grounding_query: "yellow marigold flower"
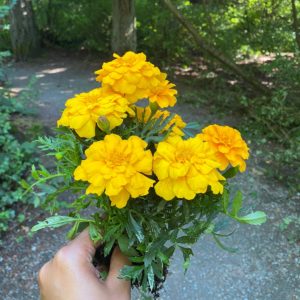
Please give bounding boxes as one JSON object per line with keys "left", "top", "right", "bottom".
{"left": 95, "top": 51, "right": 177, "bottom": 107}
{"left": 57, "top": 88, "right": 129, "bottom": 138}
{"left": 135, "top": 106, "right": 186, "bottom": 136}
{"left": 148, "top": 76, "right": 177, "bottom": 108}
{"left": 153, "top": 136, "right": 225, "bottom": 201}
{"left": 198, "top": 124, "right": 249, "bottom": 172}
{"left": 73, "top": 134, "right": 155, "bottom": 208}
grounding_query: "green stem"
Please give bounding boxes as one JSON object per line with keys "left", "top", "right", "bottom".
{"left": 22, "top": 173, "right": 65, "bottom": 197}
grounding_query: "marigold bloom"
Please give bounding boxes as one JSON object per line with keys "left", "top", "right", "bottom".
{"left": 153, "top": 136, "right": 225, "bottom": 201}
{"left": 57, "top": 88, "right": 130, "bottom": 138}
{"left": 95, "top": 51, "right": 177, "bottom": 107}
{"left": 135, "top": 106, "right": 186, "bottom": 136}
{"left": 148, "top": 76, "right": 177, "bottom": 108}
{"left": 74, "top": 134, "right": 155, "bottom": 208}
{"left": 198, "top": 124, "right": 249, "bottom": 172}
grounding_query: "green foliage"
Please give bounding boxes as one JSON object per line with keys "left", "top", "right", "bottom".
{"left": 0, "top": 90, "right": 38, "bottom": 232}
{"left": 32, "top": 0, "right": 111, "bottom": 52}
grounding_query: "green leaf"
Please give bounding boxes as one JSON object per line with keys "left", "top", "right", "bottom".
{"left": 223, "top": 166, "right": 239, "bottom": 179}
{"left": 89, "top": 223, "right": 102, "bottom": 243}
{"left": 147, "top": 265, "right": 155, "bottom": 291}
{"left": 31, "top": 216, "right": 78, "bottom": 232}
{"left": 129, "top": 256, "right": 144, "bottom": 263}
{"left": 129, "top": 212, "right": 144, "bottom": 242}
{"left": 231, "top": 191, "right": 243, "bottom": 217}
{"left": 31, "top": 165, "right": 39, "bottom": 180}
{"left": 119, "top": 265, "right": 143, "bottom": 280}
{"left": 179, "top": 246, "right": 193, "bottom": 272}
{"left": 152, "top": 261, "right": 163, "bottom": 279}
{"left": 104, "top": 238, "right": 115, "bottom": 257}
{"left": 67, "top": 221, "right": 79, "bottom": 240}
{"left": 183, "top": 200, "right": 190, "bottom": 222}
{"left": 222, "top": 189, "right": 229, "bottom": 212}
{"left": 20, "top": 179, "right": 30, "bottom": 189}
{"left": 176, "top": 235, "right": 196, "bottom": 244}
{"left": 118, "top": 235, "right": 139, "bottom": 256}
{"left": 237, "top": 211, "right": 267, "bottom": 225}
{"left": 212, "top": 234, "right": 238, "bottom": 253}
{"left": 157, "top": 200, "right": 167, "bottom": 212}
{"left": 185, "top": 122, "right": 201, "bottom": 130}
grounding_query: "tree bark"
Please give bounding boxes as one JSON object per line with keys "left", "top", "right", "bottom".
{"left": 111, "top": 0, "right": 136, "bottom": 55}
{"left": 162, "top": 0, "right": 270, "bottom": 95}
{"left": 9, "top": 0, "right": 40, "bottom": 61}
{"left": 291, "top": 0, "right": 300, "bottom": 50}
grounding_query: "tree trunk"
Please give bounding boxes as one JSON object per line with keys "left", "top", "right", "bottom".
{"left": 9, "top": 0, "right": 40, "bottom": 61}
{"left": 111, "top": 0, "right": 136, "bottom": 54}
{"left": 162, "top": 0, "right": 270, "bottom": 95}
{"left": 291, "top": 0, "right": 300, "bottom": 50}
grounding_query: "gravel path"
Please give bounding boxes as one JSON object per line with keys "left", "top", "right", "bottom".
{"left": 1, "top": 51, "right": 299, "bottom": 300}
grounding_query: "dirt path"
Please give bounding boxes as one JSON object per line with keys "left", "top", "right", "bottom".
{"left": 1, "top": 51, "right": 299, "bottom": 300}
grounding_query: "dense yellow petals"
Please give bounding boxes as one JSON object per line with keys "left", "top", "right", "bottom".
{"left": 95, "top": 51, "right": 177, "bottom": 107}
{"left": 73, "top": 134, "right": 155, "bottom": 208}
{"left": 198, "top": 124, "right": 249, "bottom": 172}
{"left": 153, "top": 136, "right": 225, "bottom": 201}
{"left": 57, "top": 88, "right": 130, "bottom": 138}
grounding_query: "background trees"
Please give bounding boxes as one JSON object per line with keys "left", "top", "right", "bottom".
{"left": 9, "top": 0, "right": 40, "bottom": 61}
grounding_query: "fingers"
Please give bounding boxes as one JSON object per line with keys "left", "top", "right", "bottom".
{"left": 106, "top": 246, "right": 131, "bottom": 294}
{"left": 63, "top": 228, "right": 97, "bottom": 264}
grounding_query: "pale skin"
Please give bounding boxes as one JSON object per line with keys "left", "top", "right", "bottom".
{"left": 38, "top": 230, "right": 131, "bottom": 300}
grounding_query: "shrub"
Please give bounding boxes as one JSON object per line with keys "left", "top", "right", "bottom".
{"left": 0, "top": 85, "right": 39, "bottom": 233}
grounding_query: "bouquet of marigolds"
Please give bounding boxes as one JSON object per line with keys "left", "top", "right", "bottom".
{"left": 27, "top": 52, "right": 266, "bottom": 297}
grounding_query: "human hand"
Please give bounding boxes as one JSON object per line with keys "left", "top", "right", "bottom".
{"left": 38, "top": 229, "right": 131, "bottom": 300}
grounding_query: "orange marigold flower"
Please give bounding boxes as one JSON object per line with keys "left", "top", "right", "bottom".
{"left": 198, "top": 124, "right": 249, "bottom": 172}
{"left": 74, "top": 134, "right": 155, "bottom": 208}
{"left": 148, "top": 74, "right": 177, "bottom": 108}
{"left": 153, "top": 136, "right": 225, "bottom": 201}
{"left": 135, "top": 106, "right": 186, "bottom": 137}
{"left": 57, "top": 88, "right": 130, "bottom": 138}
{"left": 95, "top": 51, "right": 177, "bottom": 107}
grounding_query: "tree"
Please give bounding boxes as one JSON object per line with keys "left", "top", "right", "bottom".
{"left": 291, "top": 0, "right": 300, "bottom": 50}
{"left": 9, "top": 0, "right": 40, "bottom": 61}
{"left": 162, "top": 0, "right": 270, "bottom": 95}
{"left": 111, "top": 0, "right": 136, "bottom": 54}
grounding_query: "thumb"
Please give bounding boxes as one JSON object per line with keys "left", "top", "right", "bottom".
{"left": 105, "top": 246, "right": 131, "bottom": 294}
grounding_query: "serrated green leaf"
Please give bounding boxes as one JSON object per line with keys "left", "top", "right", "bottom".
{"left": 237, "top": 211, "right": 267, "bottom": 225}
{"left": 31, "top": 216, "right": 78, "bottom": 232}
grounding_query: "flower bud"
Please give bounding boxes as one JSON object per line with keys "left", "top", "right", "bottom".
{"left": 97, "top": 116, "right": 111, "bottom": 133}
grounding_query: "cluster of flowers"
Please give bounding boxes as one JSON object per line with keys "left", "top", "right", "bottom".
{"left": 57, "top": 51, "right": 249, "bottom": 209}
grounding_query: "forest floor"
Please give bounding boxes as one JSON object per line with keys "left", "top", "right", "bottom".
{"left": 0, "top": 50, "right": 299, "bottom": 300}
